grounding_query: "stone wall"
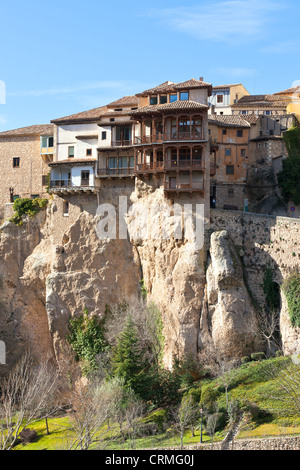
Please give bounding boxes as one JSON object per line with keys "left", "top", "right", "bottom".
{"left": 152, "top": 435, "right": 300, "bottom": 451}
{"left": 209, "top": 208, "right": 300, "bottom": 354}
{"left": 0, "top": 135, "right": 49, "bottom": 207}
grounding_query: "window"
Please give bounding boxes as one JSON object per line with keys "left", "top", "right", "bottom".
{"left": 63, "top": 201, "right": 69, "bottom": 216}
{"left": 110, "top": 118, "right": 115, "bottom": 122}
{"left": 225, "top": 148, "right": 231, "bottom": 156}
{"left": 31, "top": 194, "right": 39, "bottom": 199}
{"left": 160, "top": 95, "right": 168, "bottom": 104}
{"left": 241, "top": 148, "right": 246, "bottom": 157}
{"left": 226, "top": 165, "right": 234, "bottom": 175}
{"left": 102, "top": 131, "right": 107, "bottom": 140}
{"left": 241, "top": 111, "right": 247, "bottom": 115}
{"left": 13, "top": 157, "right": 20, "bottom": 168}
{"left": 170, "top": 94, "right": 177, "bottom": 103}
{"left": 222, "top": 129, "right": 227, "bottom": 135}
{"left": 217, "top": 94, "right": 223, "bottom": 103}
{"left": 114, "top": 108, "right": 123, "bottom": 112}
{"left": 86, "top": 149, "right": 92, "bottom": 156}
{"left": 41, "top": 136, "right": 53, "bottom": 148}
{"left": 150, "top": 96, "right": 158, "bottom": 106}
{"left": 180, "top": 92, "right": 189, "bottom": 101}
{"left": 68, "top": 146, "right": 75, "bottom": 158}
{"left": 81, "top": 171, "right": 90, "bottom": 186}
{"left": 237, "top": 130, "right": 243, "bottom": 137}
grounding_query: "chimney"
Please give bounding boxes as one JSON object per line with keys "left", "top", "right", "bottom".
{"left": 199, "top": 77, "right": 204, "bottom": 82}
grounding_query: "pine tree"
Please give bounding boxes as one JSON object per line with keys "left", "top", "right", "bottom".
{"left": 111, "top": 316, "right": 146, "bottom": 393}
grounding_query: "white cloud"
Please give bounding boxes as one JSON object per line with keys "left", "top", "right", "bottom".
{"left": 151, "top": 0, "right": 285, "bottom": 43}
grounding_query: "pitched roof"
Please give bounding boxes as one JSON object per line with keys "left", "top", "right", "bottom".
{"left": 273, "top": 86, "right": 300, "bottom": 95}
{"left": 51, "top": 106, "right": 108, "bottom": 124}
{"left": 212, "top": 84, "right": 243, "bottom": 89}
{"left": 0, "top": 124, "right": 54, "bottom": 137}
{"left": 136, "top": 78, "right": 212, "bottom": 96}
{"left": 130, "top": 100, "right": 208, "bottom": 116}
{"left": 208, "top": 115, "right": 250, "bottom": 128}
{"left": 106, "top": 95, "right": 139, "bottom": 108}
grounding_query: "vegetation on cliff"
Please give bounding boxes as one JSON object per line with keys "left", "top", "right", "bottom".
{"left": 282, "top": 271, "right": 300, "bottom": 328}
{"left": 9, "top": 197, "right": 48, "bottom": 226}
{"left": 278, "top": 126, "right": 300, "bottom": 205}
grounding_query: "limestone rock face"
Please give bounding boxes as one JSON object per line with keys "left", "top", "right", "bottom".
{"left": 0, "top": 211, "right": 54, "bottom": 373}
{"left": 200, "top": 230, "right": 263, "bottom": 358}
{"left": 280, "top": 292, "right": 300, "bottom": 356}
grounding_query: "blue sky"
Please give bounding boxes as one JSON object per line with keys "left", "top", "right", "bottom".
{"left": 0, "top": 0, "right": 300, "bottom": 131}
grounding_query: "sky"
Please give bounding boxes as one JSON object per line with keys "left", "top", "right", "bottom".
{"left": 0, "top": 0, "right": 300, "bottom": 131}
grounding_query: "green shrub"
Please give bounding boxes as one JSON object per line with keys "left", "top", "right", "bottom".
{"left": 66, "top": 308, "right": 108, "bottom": 376}
{"left": 282, "top": 272, "right": 300, "bottom": 328}
{"left": 251, "top": 352, "right": 266, "bottom": 362}
{"left": 241, "top": 356, "right": 252, "bottom": 364}
{"left": 10, "top": 197, "right": 48, "bottom": 225}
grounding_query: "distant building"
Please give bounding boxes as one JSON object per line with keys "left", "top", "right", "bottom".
{"left": 208, "top": 84, "right": 250, "bottom": 115}
{"left": 231, "top": 94, "right": 292, "bottom": 116}
{"left": 0, "top": 124, "right": 54, "bottom": 215}
{"left": 208, "top": 115, "right": 252, "bottom": 210}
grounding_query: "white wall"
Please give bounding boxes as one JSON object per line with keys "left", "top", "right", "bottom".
{"left": 57, "top": 123, "right": 99, "bottom": 160}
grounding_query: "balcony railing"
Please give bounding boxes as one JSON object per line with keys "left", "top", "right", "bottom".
{"left": 50, "top": 179, "right": 71, "bottom": 188}
{"left": 50, "top": 179, "right": 92, "bottom": 188}
{"left": 164, "top": 181, "right": 204, "bottom": 193}
{"left": 134, "top": 131, "right": 204, "bottom": 145}
{"left": 98, "top": 167, "right": 135, "bottom": 177}
{"left": 135, "top": 159, "right": 204, "bottom": 172}
{"left": 111, "top": 140, "right": 133, "bottom": 147}
{"left": 135, "top": 161, "right": 165, "bottom": 172}
{"left": 164, "top": 159, "right": 204, "bottom": 170}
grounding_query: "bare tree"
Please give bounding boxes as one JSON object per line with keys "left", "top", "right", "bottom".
{"left": 172, "top": 395, "right": 199, "bottom": 450}
{"left": 0, "top": 353, "right": 59, "bottom": 450}
{"left": 258, "top": 308, "right": 281, "bottom": 357}
{"left": 67, "top": 376, "right": 145, "bottom": 450}
{"left": 199, "top": 345, "right": 240, "bottom": 412}
{"left": 204, "top": 403, "right": 219, "bottom": 449}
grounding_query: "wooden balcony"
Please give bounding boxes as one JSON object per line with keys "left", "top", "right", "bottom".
{"left": 111, "top": 139, "right": 133, "bottom": 147}
{"left": 164, "top": 159, "right": 204, "bottom": 170}
{"left": 134, "top": 131, "right": 204, "bottom": 145}
{"left": 164, "top": 180, "right": 204, "bottom": 195}
{"left": 134, "top": 159, "right": 205, "bottom": 174}
{"left": 135, "top": 161, "right": 165, "bottom": 173}
{"left": 50, "top": 179, "right": 95, "bottom": 194}
{"left": 97, "top": 167, "right": 135, "bottom": 178}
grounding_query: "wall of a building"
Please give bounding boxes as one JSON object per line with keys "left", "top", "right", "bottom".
{"left": 0, "top": 135, "right": 49, "bottom": 211}
{"left": 56, "top": 123, "right": 99, "bottom": 161}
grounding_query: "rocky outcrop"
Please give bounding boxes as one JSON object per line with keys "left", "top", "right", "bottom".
{"left": 0, "top": 190, "right": 298, "bottom": 373}
{"left": 199, "top": 230, "right": 262, "bottom": 358}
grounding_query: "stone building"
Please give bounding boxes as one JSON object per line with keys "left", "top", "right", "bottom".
{"left": 231, "top": 93, "right": 292, "bottom": 116}
{"left": 0, "top": 124, "right": 54, "bottom": 217}
{"left": 208, "top": 115, "right": 251, "bottom": 211}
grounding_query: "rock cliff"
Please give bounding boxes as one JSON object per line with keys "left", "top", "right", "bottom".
{"left": 0, "top": 189, "right": 298, "bottom": 373}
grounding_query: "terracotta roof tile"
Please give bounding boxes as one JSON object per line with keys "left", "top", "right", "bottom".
{"left": 208, "top": 115, "right": 250, "bottom": 128}
{"left": 0, "top": 124, "right": 54, "bottom": 137}
{"left": 51, "top": 106, "right": 109, "bottom": 124}
{"left": 130, "top": 100, "right": 208, "bottom": 116}
{"left": 137, "top": 78, "right": 212, "bottom": 96}
{"left": 107, "top": 95, "right": 139, "bottom": 108}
